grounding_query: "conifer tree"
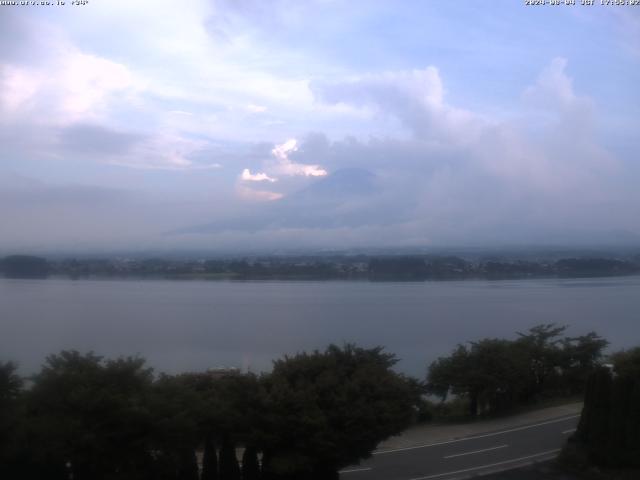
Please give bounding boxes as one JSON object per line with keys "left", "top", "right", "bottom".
{"left": 177, "top": 449, "right": 199, "bottom": 480}
{"left": 201, "top": 435, "right": 219, "bottom": 480}
{"left": 219, "top": 439, "right": 241, "bottom": 480}
{"left": 241, "top": 446, "right": 260, "bottom": 480}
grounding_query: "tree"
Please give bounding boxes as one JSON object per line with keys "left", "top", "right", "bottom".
{"left": 0, "top": 362, "right": 26, "bottom": 478}
{"left": 241, "top": 446, "right": 261, "bottom": 480}
{"left": 560, "top": 332, "right": 609, "bottom": 394}
{"left": 201, "top": 434, "right": 219, "bottom": 480}
{"left": 610, "top": 346, "right": 640, "bottom": 380}
{"left": 1, "top": 255, "right": 49, "bottom": 278}
{"left": 26, "top": 351, "right": 155, "bottom": 480}
{"left": 573, "top": 347, "right": 640, "bottom": 468}
{"left": 426, "top": 324, "right": 606, "bottom": 417}
{"left": 0, "top": 361, "right": 22, "bottom": 404}
{"left": 170, "top": 369, "right": 264, "bottom": 480}
{"left": 219, "top": 439, "right": 241, "bottom": 480}
{"left": 368, "top": 257, "right": 428, "bottom": 280}
{"left": 516, "top": 323, "right": 567, "bottom": 400}
{"left": 426, "top": 345, "right": 469, "bottom": 402}
{"left": 177, "top": 449, "right": 199, "bottom": 480}
{"left": 260, "top": 344, "right": 420, "bottom": 478}
{"left": 149, "top": 373, "right": 204, "bottom": 480}
{"left": 427, "top": 340, "right": 529, "bottom": 416}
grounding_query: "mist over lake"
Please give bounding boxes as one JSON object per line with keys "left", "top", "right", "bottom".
{"left": 2, "top": 276, "right": 639, "bottom": 378}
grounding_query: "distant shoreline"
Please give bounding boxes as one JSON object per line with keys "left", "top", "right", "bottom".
{"left": 2, "top": 253, "right": 640, "bottom": 282}
{"left": 4, "top": 272, "right": 640, "bottom": 284}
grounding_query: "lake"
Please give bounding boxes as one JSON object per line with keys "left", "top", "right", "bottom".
{"left": 1, "top": 276, "right": 639, "bottom": 378}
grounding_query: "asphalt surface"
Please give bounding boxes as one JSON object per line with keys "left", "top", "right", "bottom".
{"left": 340, "top": 414, "right": 579, "bottom": 480}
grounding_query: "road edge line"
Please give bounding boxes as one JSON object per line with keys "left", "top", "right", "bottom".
{"left": 408, "top": 448, "right": 561, "bottom": 480}
{"left": 373, "top": 415, "right": 579, "bottom": 455}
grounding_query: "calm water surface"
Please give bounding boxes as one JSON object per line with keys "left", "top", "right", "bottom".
{"left": 1, "top": 276, "right": 639, "bottom": 377}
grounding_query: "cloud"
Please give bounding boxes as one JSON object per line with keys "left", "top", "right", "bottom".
{"left": 54, "top": 123, "right": 221, "bottom": 171}
{"left": 0, "top": 174, "right": 131, "bottom": 206}
{"left": 312, "top": 68, "right": 483, "bottom": 144}
{"left": 0, "top": 65, "right": 41, "bottom": 113}
{"left": 1, "top": 0, "right": 637, "bottom": 251}
{"left": 184, "top": 167, "right": 389, "bottom": 235}
{"left": 316, "top": 67, "right": 444, "bottom": 109}
{"left": 241, "top": 169, "right": 277, "bottom": 182}
{"left": 173, "top": 58, "right": 637, "bottom": 247}
{"left": 522, "top": 57, "right": 590, "bottom": 113}
{"left": 0, "top": 173, "right": 144, "bottom": 252}
{"left": 0, "top": 171, "right": 238, "bottom": 253}
{"left": 236, "top": 185, "right": 284, "bottom": 202}
{"left": 0, "top": 10, "right": 225, "bottom": 173}
{"left": 58, "top": 124, "right": 145, "bottom": 156}
{"left": 246, "top": 104, "right": 268, "bottom": 113}
{"left": 0, "top": 50, "right": 141, "bottom": 125}
{"left": 232, "top": 138, "right": 328, "bottom": 203}
{"left": 270, "top": 139, "right": 328, "bottom": 177}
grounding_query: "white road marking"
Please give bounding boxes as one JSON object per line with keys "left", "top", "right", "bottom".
{"left": 373, "top": 415, "right": 579, "bottom": 455}
{"left": 562, "top": 428, "right": 576, "bottom": 434}
{"left": 339, "top": 467, "right": 372, "bottom": 474}
{"left": 408, "top": 448, "right": 562, "bottom": 480}
{"left": 443, "top": 444, "right": 508, "bottom": 459}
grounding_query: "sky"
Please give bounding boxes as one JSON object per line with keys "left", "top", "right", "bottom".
{"left": 1, "top": 0, "right": 639, "bottom": 254}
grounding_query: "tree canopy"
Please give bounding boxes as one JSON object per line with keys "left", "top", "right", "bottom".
{"left": 1, "top": 255, "right": 49, "bottom": 278}
{"left": 261, "top": 344, "right": 421, "bottom": 478}
{"left": 427, "top": 324, "right": 608, "bottom": 416}
{"left": 573, "top": 347, "right": 640, "bottom": 468}
{"left": 0, "top": 331, "right": 615, "bottom": 479}
{"left": 1, "top": 344, "right": 421, "bottom": 479}
{"left": 25, "top": 351, "right": 156, "bottom": 480}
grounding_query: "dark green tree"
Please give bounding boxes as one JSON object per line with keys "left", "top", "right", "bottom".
{"left": 427, "top": 324, "right": 606, "bottom": 417}
{"left": 241, "top": 445, "right": 261, "bottom": 480}
{"left": 219, "top": 439, "right": 241, "bottom": 480}
{"left": 426, "top": 344, "right": 469, "bottom": 402}
{"left": 1, "top": 255, "right": 49, "bottom": 278}
{"left": 177, "top": 449, "right": 199, "bottom": 480}
{"left": 427, "top": 339, "right": 529, "bottom": 416}
{"left": 201, "top": 434, "right": 219, "bottom": 480}
{"left": 516, "top": 323, "right": 568, "bottom": 400}
{"left": 573, "top": 347, "right": 640, "bottom": 468}
{"left": 171, "top": 369, "right": 264, "bottom": 480}
{"left": 560, "top": 332, "right": 609, "bottom": 394}
{"left": 611, "top": 346, "right": 640, "bottom": 379}
{"left": 575, "top": 367, "right": 612, "bottom": 456}
{"left": 260, "top": 344, "right": 420, "bottom": 478}
{"left": 0, "top": 361, "right": 22, "bottom": 403}
{"left": 0, "top": 362, "right": 26, "bottom": 478}
{"left": 25, "top": 351, "right": 155, "bottom": 480}
{"left": 149, "top": 373, "right": 204, "bottom": 479}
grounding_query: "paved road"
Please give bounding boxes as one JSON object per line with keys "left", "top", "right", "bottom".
{"left": 340, "top": 414, "right": 579, "bottom": 480}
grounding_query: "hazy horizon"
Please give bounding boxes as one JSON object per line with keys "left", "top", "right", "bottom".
{"left": 2, "top": 1, "right": 639, "bottom": 252}
{"left": 2, "top": 244, "right": 640, "bottom": 261}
